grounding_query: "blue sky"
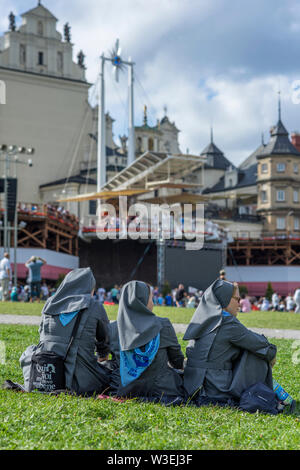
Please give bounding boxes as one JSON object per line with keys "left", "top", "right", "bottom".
{"left": 1, "top": 0, "right": 300, "bottom": 165}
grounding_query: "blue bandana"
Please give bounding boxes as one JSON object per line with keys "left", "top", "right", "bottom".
{"left": 59, "top": 310, "right": 79, "bottom": 326}
{"left": 222, "top": 310, "right": 232, "bottom": 317}
{"left": 120, "top": 333, "right": 160, "bottom": 387}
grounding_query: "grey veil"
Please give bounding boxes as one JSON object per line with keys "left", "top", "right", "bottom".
{"left": 117, "top": 280, "right": 162, "bottom": 351}
{"left": 42, "top": 267, "right": 96, "bottom": 315}
{"left": 183, "top": 279, "right": 234, "bottom": 341}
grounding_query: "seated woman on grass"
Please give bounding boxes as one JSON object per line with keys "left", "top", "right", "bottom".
{"left": 115, "top": 280, "right": 185, "bottom": 404}
{"left": 183, "top": 279, "right": 295, "bottom": 413}
{"left": 20, "top": 268, "right": 111, "bottom": 396}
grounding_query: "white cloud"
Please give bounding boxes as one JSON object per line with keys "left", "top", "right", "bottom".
{"left": 1, "top": 0, "right": 300, "bottom": 166}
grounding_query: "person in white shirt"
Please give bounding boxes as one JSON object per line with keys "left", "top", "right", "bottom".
{"left": 271, "top": 292, "right": 280, "bottom": 311}
{"left": 97, "top": 286, "right": 106, "bottom": 304}
{"left": 260, "top": 297, "right": 270, "bottom": 311}
{"left": 286, "top": 293, "right": 295, "bottom": 312}
{"left": 40, "top": 281, "right": 49, "bottom": 301}
{"left": 0, "top": 253, "right": 11, "bottom": 301}
{"left": 293, "top": 288, "right": 300, "bottom": 313}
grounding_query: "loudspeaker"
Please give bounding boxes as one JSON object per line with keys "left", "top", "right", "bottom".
{"left": 0, "top": 178, "right": 18, "bottom": 223}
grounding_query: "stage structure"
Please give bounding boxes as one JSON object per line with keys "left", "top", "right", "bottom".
{"left": 59, "top": 149, "right": 209, "bottom": 289}
{"left": 97, "top": 39, "right": 135, "bottom": 190}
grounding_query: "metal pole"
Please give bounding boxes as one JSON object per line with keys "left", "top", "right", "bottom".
{"left": 128, "top": 59, "right": 135, "bottom": 166}
{"left": 3, "top": 153, "right": 8, "bottom": 253}
{"left": 157, "top": 225, "right": 165, "bottom": 291}
{"left": 97, "top": 55, "right": 106, "bottom": 192}
{"left": 13, "top": 198, "right": 17, "bottom": 288}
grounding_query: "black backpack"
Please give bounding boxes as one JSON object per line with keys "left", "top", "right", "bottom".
{"left": 239, "top": 382, "right": 279, "bottom": 415}
{"left": 28, "top": 310, "right": 84, "bottom": 393}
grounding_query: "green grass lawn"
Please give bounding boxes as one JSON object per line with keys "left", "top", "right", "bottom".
{"left": 0, "top": 325, "right": 299, "bottom": 450}
{"left": 1, "top": 302, "right": 300, "bottom": 330}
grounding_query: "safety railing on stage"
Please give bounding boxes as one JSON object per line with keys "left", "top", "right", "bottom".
{"left": 0, "top": 202, "right": 79, "bottom": 231}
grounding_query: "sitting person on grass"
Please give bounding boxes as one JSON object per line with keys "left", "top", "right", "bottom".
{"left": 183, "top": 279, "right": 295, "bottom": 413}
{"left": 115, "top": 280, "right": 185, "bottom": 405}
{"left": 20, "top": 268, "right": 111, "bottom": 396}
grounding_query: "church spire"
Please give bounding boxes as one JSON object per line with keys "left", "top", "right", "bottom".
{"left": 210, "top": 126, "right": 214, "bottom": 143}
{"left": 278, "top": 89, "right": 281, "bottom": 122}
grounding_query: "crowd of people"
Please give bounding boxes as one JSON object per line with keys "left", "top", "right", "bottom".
{"left": 1, "top": 256, "right": 300, "bottom": 316}
{"left": 11, "top": 268, "right": 295, "bottom": 416}
{"left": 96, "top": 281, "right": 300, "bottom": 314}
{"left": 0, "top": 253, "right": 54, "bottom": 303}
{"left": 17, "top": 203, "right": 79, "bottom": 229}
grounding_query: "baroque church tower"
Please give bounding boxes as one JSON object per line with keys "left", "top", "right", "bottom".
{"left": 0, "top": 1, "right": 85, "bottom": 81}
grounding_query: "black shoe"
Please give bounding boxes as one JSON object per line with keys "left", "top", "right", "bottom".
{"left": 289, "top": 399, "right": 296, "bottom": 414}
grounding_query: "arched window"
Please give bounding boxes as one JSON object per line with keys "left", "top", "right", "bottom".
{"left": 37, "top": 21, "right": 44, "bottom": 36}
{"left": 20, "top": 44, "right": 26, "bottom": 65}
{"left": 57, "top": 51, "right": 63, "bottom": 72}
{"left": 136, "top": 137, "right": 142, "bottom": 152}
{"left": 148, "top": 137, "right": 154, "bottom": 151}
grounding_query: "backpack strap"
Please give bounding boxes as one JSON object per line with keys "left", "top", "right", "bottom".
{"left": 63, "top": 309, "right": 85, "bottom": 361}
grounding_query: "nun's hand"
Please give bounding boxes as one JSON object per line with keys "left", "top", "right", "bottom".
{"left": 270, "top": 356, "right": 276, "bottom": 368}
{"left": 98, "top": 355, "right": 109, "bottom": 363}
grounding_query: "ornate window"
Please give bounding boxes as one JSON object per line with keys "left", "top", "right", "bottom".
{"left": 276, "top": 190, "right": 285, "bottom": 202}
{"left": 19, "top": 44, "right": 26, "bottom": 65}
{"left": 261, "top": 190, "right": 267, "bottom": 203}
{"left": 293, "top": 189, "right": 299, "bottom": 203}
{"left": 261, "top": 163, "right": 268, "bottom": 173}
{"left": 89, "top": 200, "right": 97, "bottom": 215}
{"left": 148, "top": 138, "right": 154, "bottom": 151}
{"left": 276, "top": 162, "right": 286, "bottom": 172}
{"left": 38, "top": 51, "right": 44, "bottom": 65}
{"left": 294, "top": 217, "right": 300, "bottom": 230}
{"left": 57, "top": 51, "right": 63, "bottom": 72}
{"left": 276, "top": 217, "right": 285, "bottom": 230}
{"left": 37, "top": 21, "right": 44, "bottom": 36}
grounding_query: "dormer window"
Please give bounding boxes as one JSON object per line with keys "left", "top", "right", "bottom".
{"left": 277, "top": 162, "right": 286, "bottom": 172}
{"left": 37, "top": 21, "right": 44, "bottom": 36}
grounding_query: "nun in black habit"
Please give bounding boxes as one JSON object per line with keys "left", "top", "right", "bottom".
{"left": 20, "top": 268, "right": 111, "bottom": 395}
{"left": 183, "top": 279, "right": 283, "bottom": 407}
{"left": 115, "top": 280, "right": 185, "bottom": 404}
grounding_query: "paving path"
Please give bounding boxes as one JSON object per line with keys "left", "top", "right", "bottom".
{"left": 0, "top": 315, "right": 300, "bottom": 340}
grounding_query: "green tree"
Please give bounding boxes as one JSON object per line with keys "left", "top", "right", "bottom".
{"left": 55, "top": 273, "right": 66, "bottom": 289}
{"left": 239, "top": 285, "right": 248, "bottom": 296}
{"left": 162, "top": 280, "right": 171, "bottom": 297}
{"left": 265, "top": 282, "right": 274, "bottom": 301}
